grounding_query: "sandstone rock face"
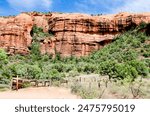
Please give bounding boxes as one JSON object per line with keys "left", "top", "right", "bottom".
{"left": 0, "top": 13, "right": 33, "bottom": 55}
{"left": 0, "top": 12, "right": 150, "bottom": 57}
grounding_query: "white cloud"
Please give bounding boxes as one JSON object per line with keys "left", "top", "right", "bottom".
{"left": 75, "top": 0, "right": 150, "bottom": 14}
{"left": 114, "top": 0, "right": 150, "bottom": 13}
{"left": 6, "top": 0, "right": 52, "bottom": 11}
{"left": 75, "top": 0, "right": 124, "bottom": 14}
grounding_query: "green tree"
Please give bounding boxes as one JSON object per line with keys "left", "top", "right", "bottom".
{"left": 0, "top": 49, "right": 8, "bottom": 68}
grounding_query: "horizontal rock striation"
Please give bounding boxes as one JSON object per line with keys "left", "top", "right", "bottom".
{"left": 0, "top": 12, "right": 150, "bottom": 56}
{"left": 0, "top": 14, "right": 33, "bottom": 55}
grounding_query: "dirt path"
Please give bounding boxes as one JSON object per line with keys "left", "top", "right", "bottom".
{"left": 0, "top": 87, "right": 80, "bottom": 99}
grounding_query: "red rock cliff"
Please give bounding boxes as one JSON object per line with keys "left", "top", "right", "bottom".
{"left": 0, "top": 13, "right": 33, "bottom": 55}
{"left": 0, "top": 12, "right": 150, "bottom": 56}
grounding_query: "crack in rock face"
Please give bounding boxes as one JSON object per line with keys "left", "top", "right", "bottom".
{"left": 0, "top": 12, "right": 150, "bottom": 57}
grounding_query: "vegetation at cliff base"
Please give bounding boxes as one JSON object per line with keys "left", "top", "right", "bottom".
{"left": 0, "top": 24, "right": 150, "bottom": 92}
{"left": 89, "top": 31, "right": 150, "bottom": 81}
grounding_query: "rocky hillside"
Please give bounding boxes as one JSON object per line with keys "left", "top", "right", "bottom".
{"left": 0, "top": 12, "right": 150, "bottom": 57}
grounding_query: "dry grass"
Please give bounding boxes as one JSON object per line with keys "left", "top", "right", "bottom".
{"left": 67, "top": 74, "right": 150, "bottom": 99}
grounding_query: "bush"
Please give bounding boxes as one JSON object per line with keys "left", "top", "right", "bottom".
{"left": 31, "top": 25, "right": 53, "bottom": 42}
{"left": 127, "top": 60, "right": 149, "bottom": 77}
{"left": 22, "top": 81, "right": 31, "bottom": 88}
{"left": 48, "top": 69, "right": 62, "bottom": 80}
{"left": 71, "top": 82, "right": 82, "bottom": 93}
{"left": 71, "top": 82, "right": 98, "bottom": 99}
{"left": 30, "top": 42, "right": 40, "bottom": 57}
{"left": 0, "top": 49, "right": 8, "bottom": 61}
{"left": 0, "top": 49, "right": 8, "bottom": 68}
{"left": 68, "top": 70, "right": 79, "bottom": 77}
{"left": 27, "top": 64, "right": 42, "bottom": 79}
{"left": 114, "top": 63, "right": 138, "bottom": 80}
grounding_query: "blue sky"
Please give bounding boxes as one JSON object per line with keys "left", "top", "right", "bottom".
{"left": 0, "top": 0, "right": 150, "bottom": 16}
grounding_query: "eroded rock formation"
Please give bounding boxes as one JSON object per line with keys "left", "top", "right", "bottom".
{"left": 0, "top": 12, "right": 150, "bottom": 56}
{"left": 0, "top": 13, "right": 33, "bottom": 55}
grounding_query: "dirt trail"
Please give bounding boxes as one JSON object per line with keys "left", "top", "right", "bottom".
{"left": 0, "top": 87, "right": 80, "bottom": 99}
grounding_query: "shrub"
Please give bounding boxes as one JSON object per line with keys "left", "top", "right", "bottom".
{"left": 0, "top": 49, "right": 8, "bottom": 68}
{"left": 127, "top": 60, "right": 149, "bottom": 77}
{"left": 114, "top": 63, "right": 138, "bottom": 81}
{"left": 71, "top": 82, "right": 82, "bottom": 94}
{"left": 71, "top": 82, "right": 98, "bottom": 99}
{"left": 31, "top": 25, "right": 53, "bottom": 41}
{"left": 0, "top": 49, "right": 8, "bottom": 61}
{"left": 30, "top": 42, "right": 40, "bottom": 56}
{"left": 22, "top": 81, "right": 31, "bottom": 88}
{"left": 48, "top": 69, "right": 62, "bottom": 80}
{"left": 68, "top": 70, "right": 79, "bottom": 77}
{"left": 51, "top": 63, "right": 64, "bottom": 72}
{"left": 27, "top": 64, "right": 42, "bottom": 79}
{"left": 139, "top": 22, "right": 147, "bottom": 29}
